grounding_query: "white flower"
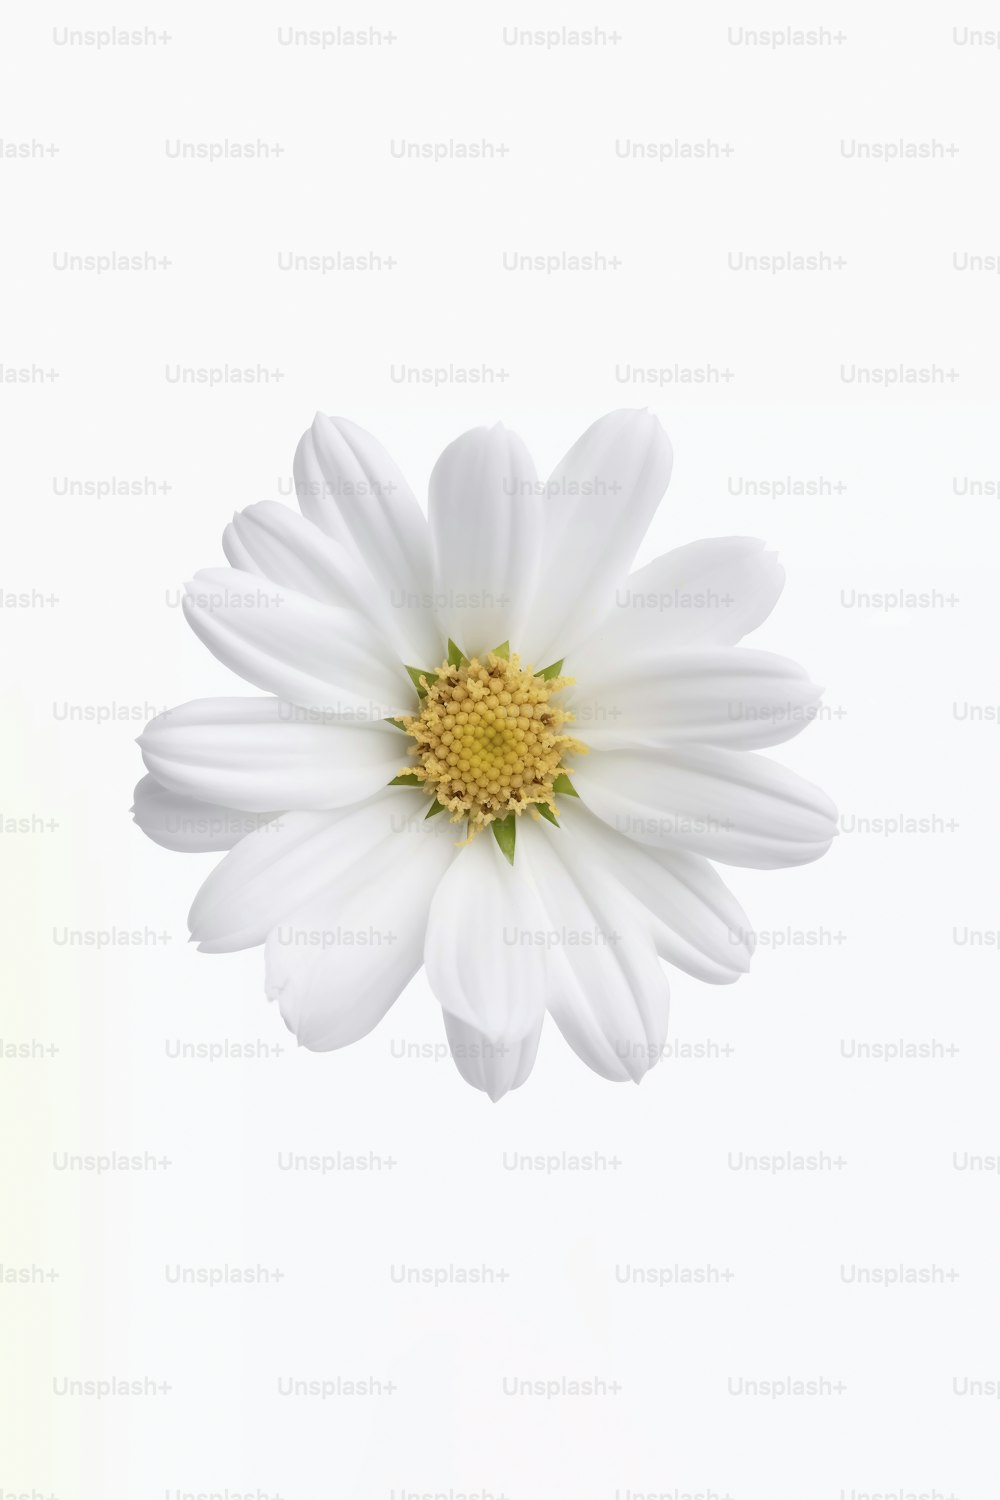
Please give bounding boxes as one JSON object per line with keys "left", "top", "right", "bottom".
{"left": 134, "top": 410, "right": 836, "bottom": 1100}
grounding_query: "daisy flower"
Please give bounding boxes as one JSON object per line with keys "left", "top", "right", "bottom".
{"left": 134, "top": 410, "right": 835, "bottom": 1099}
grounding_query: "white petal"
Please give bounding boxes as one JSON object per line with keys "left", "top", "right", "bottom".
{"left": 574, "top": 537, "right": 785, "bottom": 679}
{"left": 182, "top": 567, "right": 411, "bottom": 719}
{"left": 572, "top": 648, "right": 823, "bottom": 751}
{"left": 554, "top": 800, "right": 751, "bottom": 982}
{"left": 131, "top": 774, "right": 278, "bottom": 853}
{"left": 428, "top": 423, "right": 541, "bottom": 657}
{"left": 574, "top": 746, "right": 837, "bottom": 869}
{"left": 517, "top": 817, "right": 670, "bottom": 1083}
{"left": 139, "top": 697, "right": 405, "bottom": 812}
{"left": 266, "top": 812, "right": 457, "bottom": 1051}
{"left": 188, "top": 789, "right": 425, "bottom": 953}
{"left": 442, "top": 1011, "right": 542, "bottom": 1102}
{"left": 222, "top": 501, "right": 361, "bottom": 605}
{"left": 293, "top": 413, "right": 443, "bottom": 665}
{"left": 222, "top": 502, "right": 402, "bottom": 642}
{"left": 424, "top": 830, "right": 549, "bottom": 1045}
{"left": 519, "top": 410, "right": 673, "bottom": 666}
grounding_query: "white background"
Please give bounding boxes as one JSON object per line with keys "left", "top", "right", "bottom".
{"left": 2, "top": 2, "right": 999, "bottom": 1496}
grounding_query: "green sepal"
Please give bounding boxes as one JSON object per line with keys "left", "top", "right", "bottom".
{"left": 406, "top": 665, "right": 438, "bottom": 697}
{"left": 491, "top": 813, "right": 516, "bottom": 865}
{"left": 552, "top": 773, "right": 579, "bottom": 797}
{"left": 385, "top": 716, "right": 409, "bottom": 732}
{"left": 447, "top": 639, "right": 468, "bottom": 668}
{"left": 535, "top": 802, "right": 560, "bottom": 827}
{"left": 538, "top": 659, "right": 564, "bottom": 679}
{"left": 490, "top": 641, "right": 510, "bottom": 660}
{"left": 388, "top": 773, "right": 422, "bottom": 787}
{"left": 425, "top": 798, "right": 446, "bottom": 819}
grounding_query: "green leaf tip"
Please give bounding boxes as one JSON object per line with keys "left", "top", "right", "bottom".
{"left": 490, "top": 640, "right": 510, "bottom": 660}
{"left": 538, "top": 659, "right": 564, "bottom": 679}
{"left": 388, "top": 773, "right": 422, "bottom": 787}
{"left": 491, "top": 813, "right": 516, "bottom": 865}
{"left": 385, "top": 716, "right": 409, "bottom": 732}
{"left": 405, "top": 664, "right": 438, "bottom": 697}
{"left": 552, "top": 773, "right": 579, "bottom": 797}
{"left": 425, "top": 798, "right": 446, "bottom": 819}
{"left": 536, "top": 802, "right": 560, "bottom": 827}
{"left": 447, "top": 639, "right": 468, "bottom": 668}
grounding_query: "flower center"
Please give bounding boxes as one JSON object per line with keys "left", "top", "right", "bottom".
{"left": 400, "top": 650, "right": 585, "bottom": 837}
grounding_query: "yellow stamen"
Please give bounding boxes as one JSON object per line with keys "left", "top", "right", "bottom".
{"left": 399, "top": 651, "right": 586, "bottom": 839}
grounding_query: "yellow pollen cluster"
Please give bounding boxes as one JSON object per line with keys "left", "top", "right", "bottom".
{"left": 400, "top": 651, "right": 585, "bottom": 838}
